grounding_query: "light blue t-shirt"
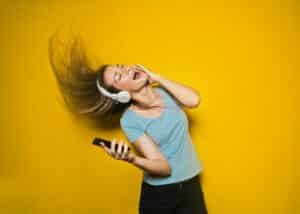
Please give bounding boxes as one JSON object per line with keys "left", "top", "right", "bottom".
{"left": 120, "top": 86, "right": 203, "bottom": 186}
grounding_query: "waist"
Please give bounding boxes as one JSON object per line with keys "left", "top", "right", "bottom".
{"left": 142, "top": 173, "right": 200, "bottom": 188}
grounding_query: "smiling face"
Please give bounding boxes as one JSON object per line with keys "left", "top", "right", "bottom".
{"left": 102, "top": 64, "right": 149, "bottom": 92}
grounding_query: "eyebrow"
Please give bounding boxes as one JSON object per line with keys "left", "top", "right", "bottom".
{"left": 112, "top": 66, "right": 119, "bottom": 83}
{"left": 112, "top": 64, "right": 122, "bottom": 83}
{"left": 113, "top": 71, "right": 117, "bottom": 84}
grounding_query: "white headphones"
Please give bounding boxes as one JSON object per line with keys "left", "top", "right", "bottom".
{"left": 96, "top": 78, "right": 131, "bottom": 103}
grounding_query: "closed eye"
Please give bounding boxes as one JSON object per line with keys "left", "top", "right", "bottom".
{"left": 114, "top": 64, "right": 123, "bottom": 82}
{"left": 114, "top": 72, "right": 121, "bottom": 82}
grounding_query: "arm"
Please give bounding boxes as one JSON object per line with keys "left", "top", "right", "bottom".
{"left": 156, "top": 76, "right": 201, "bottom": 108}
{"left": 131, "top": 134, "right": 172, "bottom": 177}
{"left": 132, "top": 156, "right": 171, "bottom": 177}
{"left": 100, "top": 135, "right": 172, "bottom": 177}
{"left": 134, "top": 64, "right": 201, "bottom": 108}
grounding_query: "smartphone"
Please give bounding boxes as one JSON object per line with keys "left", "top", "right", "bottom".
{"left": 92, "top": 137, "right": 130, "bottom": 152}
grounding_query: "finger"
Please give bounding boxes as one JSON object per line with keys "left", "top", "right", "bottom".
{"left": 117, "top": 140, "right": 123, "bottom": 159}
{"left": 134, "top": 64, "right": 145, "bottom": 71}
{"left": 111, "top": 139, "right": 117, "bottom": 158}
{"left": 126, "top": 153, "right": 135, "bottom": 163}
{"left": 111, "top": 139, "right": 116, "bottom": 153}
{"left": 121, "top": 144, "right": 128, "bottom": 159}
{"left": 133, "top": 66, "right": 143, "bottom": 72}
{"left": 100, "top": 142, "right": 112, "bottom": 155}
{"left": 119, "top": 148, "right": 126, "bottom": 159}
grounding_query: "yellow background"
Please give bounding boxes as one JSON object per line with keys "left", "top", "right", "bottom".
{"left": 0, "top": 0, "right": 298, "bottom": 213}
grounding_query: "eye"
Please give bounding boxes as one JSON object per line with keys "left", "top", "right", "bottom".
{"left": 114, "top": 72, "right": 121, "bottom": 82}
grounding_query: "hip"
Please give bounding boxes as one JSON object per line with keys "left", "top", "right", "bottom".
{"left": 139, "top": 173, "right": 204, "bottom": 209}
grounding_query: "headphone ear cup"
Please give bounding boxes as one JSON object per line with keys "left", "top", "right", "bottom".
{"left": 117, "top": 91, "right": 131, "bottom": 103}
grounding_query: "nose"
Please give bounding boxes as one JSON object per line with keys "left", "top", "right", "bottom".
{"left": 124, "top": 66, "right": 133, "bottom": 76}
{"left": 119, "top": 66, "right": 131, "bottom": 80}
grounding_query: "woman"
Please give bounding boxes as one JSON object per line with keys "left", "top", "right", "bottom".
{"left": 49, "top": 36, "right": 208, "bottom": 214}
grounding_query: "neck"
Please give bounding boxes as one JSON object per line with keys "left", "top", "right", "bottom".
{"left": 131, "top": 85, "right": 161, "bottom": 110}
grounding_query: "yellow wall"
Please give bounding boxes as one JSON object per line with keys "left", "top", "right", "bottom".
{"left": 0, "top": 0, "right": 298, "bottom": 213}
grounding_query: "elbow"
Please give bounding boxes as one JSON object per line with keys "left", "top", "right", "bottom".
{"left": 193, "top": 95, "right": 201, "bottom": 108}
{"left": 151, "top": 159, "right": 172, "bottom": 177}
{"left": 187, "top": 94, "right": 201, "bottom": 108}
{"left": 166, "top": 168, "right": 172, "bottom": 177}
{"left": 194, "top": 92, "right": 202, "bottom": 107}
{"left": 163, "top": 162, "right": 172, "bottom": 177}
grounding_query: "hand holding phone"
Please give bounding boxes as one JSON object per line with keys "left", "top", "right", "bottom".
{"left": 92, "top": 137, "right": 134, "bottom": 163}
{"left": 92, "top": 137, "right": 131, "bottom": 152}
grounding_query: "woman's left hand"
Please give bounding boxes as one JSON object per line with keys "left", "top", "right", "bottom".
{"left": 133, "top": 64, "right": 161, "bottom": 84}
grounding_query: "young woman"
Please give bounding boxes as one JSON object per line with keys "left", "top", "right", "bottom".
{"left": 49, "top": 36, "right": 208, "bottom": 214}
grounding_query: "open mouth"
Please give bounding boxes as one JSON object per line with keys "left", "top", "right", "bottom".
{"left": 133, "top": 71, "right": 140, "bottom": 80}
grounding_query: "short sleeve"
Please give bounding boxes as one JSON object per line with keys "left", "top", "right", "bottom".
{"left": 157, "top": 87, "right": 181, "bottom": 107}
{"left": 120, "top": 117, "right": 145, "bottom": 143}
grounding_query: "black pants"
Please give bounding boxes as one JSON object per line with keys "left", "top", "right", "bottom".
{"left": 139, "top": 174, "right": 208, "bottom": 214}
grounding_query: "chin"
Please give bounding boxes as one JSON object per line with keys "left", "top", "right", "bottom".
{"left": 135, "top": 79, "right": 149, "bottom": 91}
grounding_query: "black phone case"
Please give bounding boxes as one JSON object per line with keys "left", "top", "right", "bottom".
{"left": 92, "top": 137, "right": 130, "bottom": 151}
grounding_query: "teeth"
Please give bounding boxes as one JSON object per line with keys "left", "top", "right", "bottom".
{"left": 131, "top": 69, "right": 139, "bottom": 80}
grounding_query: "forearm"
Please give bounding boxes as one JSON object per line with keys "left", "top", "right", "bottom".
{"left": 157, "top": 75, "right": 201, "bottom": 108}
{"left": 131, "top": 155, "right": 172, "bottom": 177}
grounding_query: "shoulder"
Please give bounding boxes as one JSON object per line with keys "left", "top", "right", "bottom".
{"left": 156, "top": 86, "right": 173, "bottom": 100}
{"left": 120, "top": 108, "right": 132, "bottom": 127}
{"left": 120, "top": 108, "right": 147, "bottom": 143}
{"left": 156, "top": 86, "right": 181, "bottom": 107}
{"left": 120, "top": 107, "right": 143, "bottom": 129}
{"left": 156, "top": 86, "right": 166, "bottom": 94}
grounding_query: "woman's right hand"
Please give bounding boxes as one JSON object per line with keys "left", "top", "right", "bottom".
{"left": 100, "top": 139, "right": 135, "bottom": 163}
{"left": 133, "top": 64, "right": 161, "bottom": 85}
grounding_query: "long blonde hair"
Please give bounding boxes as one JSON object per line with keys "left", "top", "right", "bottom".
{"left": 48, "top": 34, "right": 132, "bottom": 128}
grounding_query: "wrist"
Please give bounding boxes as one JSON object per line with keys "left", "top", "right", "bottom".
{"left": 132, "top": 154, "right": 139, "bottom": 164}
{"left": 129, "top": 153, "right": 138, "bottom": 164}
{"left": 154, "top": 73, "right": 164, "bottom": 84}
